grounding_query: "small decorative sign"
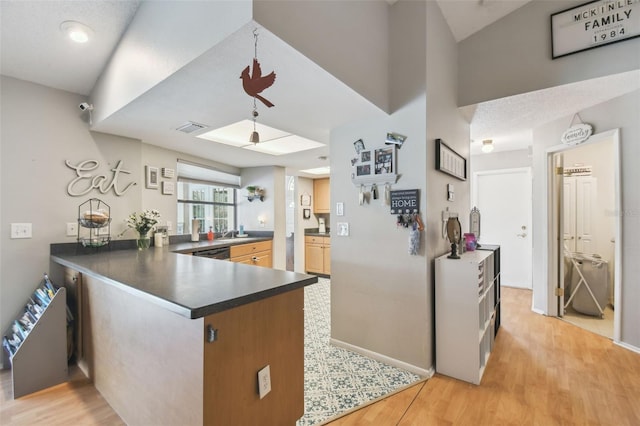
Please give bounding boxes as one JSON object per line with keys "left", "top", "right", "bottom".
{"left": 162, "top": 181, "right": 175, "bottom": 195}
{"left": 561, "top": 123, "right": 593, "bottom": 145}
{"left": 551, "top": 0, "right": 640, "bottom": 59}
{"left": 390, "top": 189, "right": 419, "bottom": 214}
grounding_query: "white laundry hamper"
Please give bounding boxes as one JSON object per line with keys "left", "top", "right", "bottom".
{"left": 568, "top": 253, "right": 609, "bottom": 318}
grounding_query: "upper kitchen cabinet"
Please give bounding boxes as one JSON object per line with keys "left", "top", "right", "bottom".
{"left": 313, "top": 178, "right": 330, "bottom": 214}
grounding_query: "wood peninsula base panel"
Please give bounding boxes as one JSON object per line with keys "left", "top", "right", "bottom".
{"left": 61, "top": 264, "right": 304, "bottom": 426}
{"left": 203, "top": 287, "right": 304, "bottom": 425}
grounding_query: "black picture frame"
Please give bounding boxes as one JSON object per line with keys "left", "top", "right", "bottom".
{"left": 550, "top": 0, "right": 640, "bottom": 59}
{"left": 435, "top": 139, "right": 466, "bottom": 181}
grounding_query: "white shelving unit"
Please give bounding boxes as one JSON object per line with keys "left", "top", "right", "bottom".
{"left": 435, "top": 250, "right": 497, "bottom": 385}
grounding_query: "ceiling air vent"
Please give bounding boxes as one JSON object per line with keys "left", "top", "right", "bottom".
{"left": 176, "top": 121, "right": 208, "bottom": 134}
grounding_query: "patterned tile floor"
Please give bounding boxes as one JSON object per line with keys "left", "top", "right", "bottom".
{"left": 298, "top": 278, "right": 421, "bottom": 425}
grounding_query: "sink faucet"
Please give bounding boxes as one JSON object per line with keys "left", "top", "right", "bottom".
{"left": 221, "top": 229, "right": 235, "bottom": 239}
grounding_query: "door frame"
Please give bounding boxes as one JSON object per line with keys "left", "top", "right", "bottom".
{"left": 472, "top": 167, "right": 533, "bottom": 289}
{"left": 545, "top": 129, "right": 622, "bottom": 341}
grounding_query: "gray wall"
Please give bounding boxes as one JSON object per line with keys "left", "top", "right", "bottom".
{"left": 1, "top": 76, "right": 143, "bottom": 346}
{"left": 0, "top": 76, "right": 278, "bottom": 364}
{"left": 330, "top": 0, "right": 472, "bottom": 375}
{"left": 458, "top": 0, "right": 640, "bottom": 107}
{"left": 254, "top": 0, "right": 390, "bottom": 113}
{"left": 330, "top": 0, "right": 430, "bottom": 374}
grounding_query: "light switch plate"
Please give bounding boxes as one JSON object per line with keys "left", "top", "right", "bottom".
{"left": 257, "top": 365, "right": 271, "bottom": 399}
{"left": 11, "top": 223, "right": 32, "bottom": 239}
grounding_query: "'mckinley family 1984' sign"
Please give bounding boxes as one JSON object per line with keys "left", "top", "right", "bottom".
{"left": 551, "top": 0, "right": 640, "bottom": 59}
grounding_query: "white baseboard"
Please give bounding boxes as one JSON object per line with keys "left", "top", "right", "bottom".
{"left": 329, "top": 337, "right": 434, "bottom": 378}
{"left": 531, "top": 306, "right": 546, "bottom": 315}
{"left": 614, "top": 340, "right": 640, "bottom": 355}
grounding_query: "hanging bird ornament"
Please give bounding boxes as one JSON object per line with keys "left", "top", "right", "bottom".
{"left": 240, "top": 29, "right": 276, "bottom": 109}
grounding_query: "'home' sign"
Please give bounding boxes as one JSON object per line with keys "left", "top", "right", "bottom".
{"left": 390, "top": 189, "right": 419, "bottom": 214}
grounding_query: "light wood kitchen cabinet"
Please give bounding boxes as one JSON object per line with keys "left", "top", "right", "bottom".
{"left": 305, "top": 235, "right": 330, "bottom": 275}
{"left": 230, "top": 240, "right": 272, "bottom": 268}
{"left": 313, "top": 178, "right": 330, "bottom": 213}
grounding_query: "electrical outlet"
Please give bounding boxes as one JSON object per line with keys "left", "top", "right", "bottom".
{"left": 66, "top": 222, "right": 78, "bottom": 236}
{"left": 166, "top": 221, "right": 172, "bottom": 231}
{"left": 257, "top": 365, "right": 271, "bottom": 399}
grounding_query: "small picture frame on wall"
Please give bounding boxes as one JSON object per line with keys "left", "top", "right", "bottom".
{"left": 303, "top": 208, "right": 311, "bottom": 219}
{"left": 162, "top": 181, "right": 175, "bottom": 195}
{"left": 146, "top": 166, "right": 159, "bottom": 189}
{"left": 374, "top": 146, "right": 395, "bottom": 175}
{"left": 356, "top": 164, "right": 371, "bottom": 176}
{"left": 435, "top": 139, "right": 467, "bottom": 181}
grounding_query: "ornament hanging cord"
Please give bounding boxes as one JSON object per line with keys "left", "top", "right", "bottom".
{"left": 252, "top": 28, "right": 259, "bottom": 137}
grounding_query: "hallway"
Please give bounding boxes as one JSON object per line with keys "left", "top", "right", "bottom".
{"left": 329, "top": 287, "right": 640, "bottom": 425}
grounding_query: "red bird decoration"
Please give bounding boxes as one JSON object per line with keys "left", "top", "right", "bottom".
{"left": 240, "top": 58, "right": 276, "bottom": 108}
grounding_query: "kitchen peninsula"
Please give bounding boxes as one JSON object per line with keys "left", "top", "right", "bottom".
{"left": 50, "top": 245, "right": 317, "bottom": 425}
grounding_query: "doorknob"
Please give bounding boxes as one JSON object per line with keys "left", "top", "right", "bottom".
{"left": 517, "top": 233, "right": 527, "bottom": 238}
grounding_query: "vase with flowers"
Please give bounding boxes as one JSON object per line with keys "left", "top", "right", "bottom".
{"left": 126, "top": 209, "right": 161, "bottom": 250}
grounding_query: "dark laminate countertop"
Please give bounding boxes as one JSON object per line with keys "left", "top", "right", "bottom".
{"left": 51, "top": 247, "right": 317, "bottom": 319}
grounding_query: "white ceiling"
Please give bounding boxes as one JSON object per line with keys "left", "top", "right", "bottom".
{"left": 1, "top": 1, "right": 637, "bottom": 173}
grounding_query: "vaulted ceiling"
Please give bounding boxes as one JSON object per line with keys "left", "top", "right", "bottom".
{"left": 2, "top": 1, "right": 637, "bottom": 171}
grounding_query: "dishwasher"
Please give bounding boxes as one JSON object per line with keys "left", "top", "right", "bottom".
{"left": 192, "top": 246, "right": 230, "bottom": 260}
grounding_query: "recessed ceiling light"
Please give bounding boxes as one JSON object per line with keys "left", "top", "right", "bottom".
{"left": 60, "top": 21, "right": 93, "bottom": 43}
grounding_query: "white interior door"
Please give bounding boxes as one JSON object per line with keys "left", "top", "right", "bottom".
{"left": 563, "top": 177, "right": 576, "bottom": 252}
{"left": 473, "top": 168, "right": 532, "bottom": 289}
{"left": 575, "top": 177, "right": 597, "bottom": 254}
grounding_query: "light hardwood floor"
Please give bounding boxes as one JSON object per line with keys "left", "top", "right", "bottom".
{"left": 1, "top": 287, "right": 639, "bottom": 425}
{"left": 329, "top": 287, "right": 640, "bottom": 425}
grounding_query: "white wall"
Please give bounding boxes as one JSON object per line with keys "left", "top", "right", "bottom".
{"left": 238, "top": 166, "right": 286, "bottom": 270}
{"left": 471, "top": 149, "right": 532, "bottom": 174}
{"left": 458, "top": 0, "right": 640, "bottom": 107}
{"left": 294, "top": 177, "right": 318, "bottom": 274}
{"left": 532, "top": 90, "right": 640, "bottom": 349}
